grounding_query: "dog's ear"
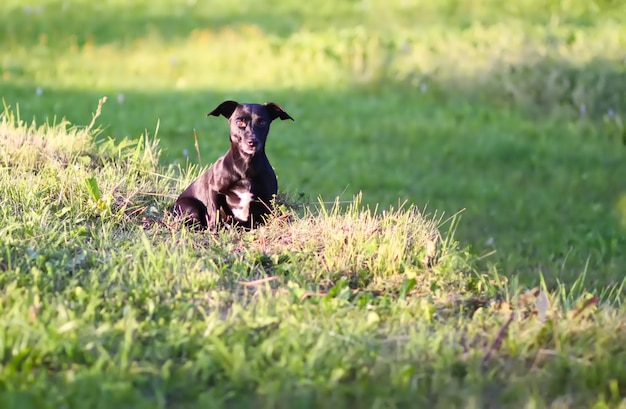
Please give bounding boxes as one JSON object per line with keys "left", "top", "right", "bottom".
{"left": 264, "top": 102, "right": 294, "bottom": 121}
{"left": 207, "top": 100, "right": 239, "bottom": 119}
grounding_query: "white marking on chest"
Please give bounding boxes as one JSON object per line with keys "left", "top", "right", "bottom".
{"left": 229, "top": 189, "right": 254, "bottom": 221}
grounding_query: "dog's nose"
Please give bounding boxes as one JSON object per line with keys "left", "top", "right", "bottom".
{"left": 247, "top": 139, "right": 258, "bottom": 147}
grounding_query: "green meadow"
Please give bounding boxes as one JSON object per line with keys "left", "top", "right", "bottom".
{"left": 1, "top": 0, "right": 626, "bottom": 407}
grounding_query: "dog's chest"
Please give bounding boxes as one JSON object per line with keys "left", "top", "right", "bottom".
{"left": 226, "top": 186, "right": 254, "bottom": 222}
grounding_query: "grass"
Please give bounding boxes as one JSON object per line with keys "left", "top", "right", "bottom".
{"left": 2, "top": 105, "right": 626, "bottom": 408}
{"left": 1, "top": 0, "right": 626, "bottom": 406}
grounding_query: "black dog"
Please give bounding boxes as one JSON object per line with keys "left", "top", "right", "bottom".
{"left": 172, "top": 100, "right": 294, "bottom": 230}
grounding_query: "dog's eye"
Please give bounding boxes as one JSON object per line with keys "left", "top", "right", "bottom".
{"left": 235, "top": 119, "right": 246, "bottom": 128}
{"left": 256, "top": 120, "right": 267, "bottom": 127}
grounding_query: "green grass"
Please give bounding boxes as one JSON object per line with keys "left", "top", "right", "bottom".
{"left": 2, "top": 105, "right": 626, "bottom": 408}
{"left": 1, "top": 0, "right": 626, "bottom": 406}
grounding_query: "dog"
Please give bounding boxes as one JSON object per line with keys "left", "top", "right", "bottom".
{"left": 172, "top": 100, "right": 294, "bottom": 230}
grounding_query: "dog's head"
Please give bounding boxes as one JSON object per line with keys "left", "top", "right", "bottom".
{"left": 207, "top": 100, "right": 294, "bottom": 156}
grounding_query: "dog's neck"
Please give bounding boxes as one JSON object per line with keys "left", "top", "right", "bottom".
{"left": 229, "top": 146, "right": 265, "bottom": 175}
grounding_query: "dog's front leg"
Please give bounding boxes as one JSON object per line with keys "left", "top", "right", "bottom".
{"left": 205, "top": 189, "right": 223, "bottom": 229}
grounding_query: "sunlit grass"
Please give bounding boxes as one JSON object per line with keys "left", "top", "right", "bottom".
{"left": 2, "top": 0, "right": 624, "bottom": 95}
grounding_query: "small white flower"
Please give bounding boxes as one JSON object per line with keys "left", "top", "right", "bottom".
{"left": 170, "top": 56, "right": 178, "bottom": 66}
{"left": 23, "top": 6, "right": 32, "bottom": 15}
{"left": 485, "top": 237, "right": 495, "bottom": 246}
{"left": 183, "top": 149, "right": 189, "bottom": 158}
{"left": 608, "top": 109, "right": 615, "bottom": 118}
{"left": 117, "top": 93, "right": 125, "bottom": 104}
{"left": 420, "top": 83, "right": 428, "bottom": 93}
{"left": 579, "top": 104, "right": 586, "bottom": 116}
{"left": 36, "top": 87, "right": 43, "bottom": 96}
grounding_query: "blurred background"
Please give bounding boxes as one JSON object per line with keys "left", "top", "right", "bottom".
{"left": 1, "top": 0, "right": 625, "bottom": 287}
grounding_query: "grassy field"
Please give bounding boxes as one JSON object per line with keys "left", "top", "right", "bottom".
{"left": 2, "top": 0, "right": 626, "bottom": 407}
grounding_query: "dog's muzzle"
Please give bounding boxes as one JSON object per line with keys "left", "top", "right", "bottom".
{"left": 243, "top": 139, "right": 260, "bottom": 154}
